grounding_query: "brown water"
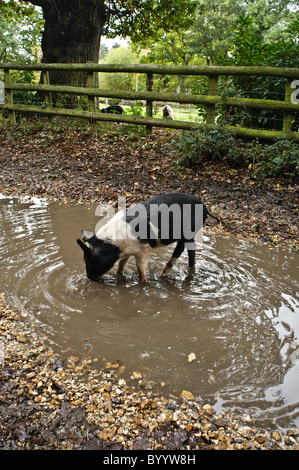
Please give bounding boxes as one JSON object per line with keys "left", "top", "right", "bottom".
{"left": 0, "top": 195, "right": 298, "bottom": 429}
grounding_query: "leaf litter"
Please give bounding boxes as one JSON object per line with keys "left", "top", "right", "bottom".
{"left": 0, "top": 120, "right": 297, "bottom": 251}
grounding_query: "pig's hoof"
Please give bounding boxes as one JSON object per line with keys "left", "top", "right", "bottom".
{"left": 115, "top": 269, "right": 125, "bottom": 276}
{"left": 161, "top": 264, "right": 172, "bottom": 277}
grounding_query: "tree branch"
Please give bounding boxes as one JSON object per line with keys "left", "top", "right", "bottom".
{"left": 18, "top": 0, "right": 47, "bottom": 7}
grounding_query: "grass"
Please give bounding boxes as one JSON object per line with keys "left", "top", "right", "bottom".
{"left": 100, "top": 102, "right": 200, "bottom": 122}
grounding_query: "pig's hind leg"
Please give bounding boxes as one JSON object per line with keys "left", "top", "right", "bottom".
{"left": 135, "top": 248, "right": 151, "bottom": 283}
{"left": 187, "top": 239, "right": 196, "bottom": 270}
{"left": 116, "top": 256, "right": 130, "bottom": 275}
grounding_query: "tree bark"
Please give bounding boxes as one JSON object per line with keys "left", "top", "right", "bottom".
{"left": 31, "top": 0, "right": 106, "bottom": 103}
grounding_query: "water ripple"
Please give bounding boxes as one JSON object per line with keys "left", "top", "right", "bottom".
{"left": 0, "top": 196, "right": 298, "bottom": 429}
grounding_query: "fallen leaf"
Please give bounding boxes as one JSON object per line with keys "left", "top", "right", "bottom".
{"left": 203, "top": 404, "right": 215, "bottom": 415}
{"left": 180, "top": 390, "right": 194, "bottom": 401}
{"left": 188, "top": 353, "right": 196, "bottom": 362}
{"left": 98, "top": 428, "right": 115, "bottom": 440}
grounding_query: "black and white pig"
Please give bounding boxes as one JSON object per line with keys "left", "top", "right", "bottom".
{"left": 100, "top": 105, "right": 123, "bottom": 114}
{"left": 77, "top": 193, "right": 219, "bottom": 283}
{"left": 162, "top": 104, "right": 174, "bottom": 120}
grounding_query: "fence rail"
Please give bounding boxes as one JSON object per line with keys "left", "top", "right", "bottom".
{"left": 0, "top": 62, "right": 298, "bottom": 141}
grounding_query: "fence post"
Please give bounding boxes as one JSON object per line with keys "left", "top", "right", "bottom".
{"left": 206, "top": 74, "right": 218, "bottom": 125}
{"left": 42, "top": 70, "right": 52, "bottom": 108}
{"left": 4, "top": 69, "right": 16, "bottom": 123}
{"left": 87, "top": 68, "right": 96, "bottom": 128}
{"left": 283, "top": 78, "right": 293, "bottom": 134}
{"left": 87, "top": 69, "right": 96, "bottom": 111}
{"left": 146, "top": 72, "right": 153, "bottom": 134}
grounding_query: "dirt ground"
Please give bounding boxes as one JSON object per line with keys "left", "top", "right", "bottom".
{"left": 0, "top": 121, "right": 298, "bottom": 451}
{"left": 0, "top": 123, "right": 298, "bottom": 250}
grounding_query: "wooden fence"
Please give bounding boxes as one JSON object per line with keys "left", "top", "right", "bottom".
{"left": 0, "top": 62, "right": 299, "bottom": 141}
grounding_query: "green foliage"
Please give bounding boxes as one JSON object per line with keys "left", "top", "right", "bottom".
{"left": 241, "top": 0, "right": 298, "bottom": 42}
{"left": 256, "top": 138, "right": 299, "bottom": 179}
{"left": 9, "top": 69, "right": 42, "bottom": 106}
{"left": 99, "top": 47, "right": 145, "bottom": 91}
{"left": 216, "top": 13, "right": 299, "bottom": 131}
{"left": 0, "top": 1, "right": 43, "bottom": 62}
{"left": 225, "top": 138, "right": 299, "bottom": 181}
{"left": 128, "top": 101, "right": 144, "bottom": 116}
{"left": 174, "top": 124, "right": 236, "bottom": 168}
{"left": 220, "top": 13, "right": 299, "bottom": 68}
{"left": 173, "top": 124, "right": 299, "bottom": 181}
{"left": 138, "top": 30, "right": 204, "bottom": 93}
{"left": 286, "top": 17, "right": 299, "bottom": 37}
{"left": 105, "top": 0, "right": 196, "bottom": 43}
{"left": 0, "top": 19, "right": 19, "bottom": 61}
{"left": 189, "top": 0, "right": 243, "bottom": 65}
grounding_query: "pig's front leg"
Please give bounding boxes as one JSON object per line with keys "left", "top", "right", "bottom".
{"left": 161, "top": 240, "right": 185, "bottom": 277}
{"left": 161, "top": 261, "right": 174, "bottom": 276}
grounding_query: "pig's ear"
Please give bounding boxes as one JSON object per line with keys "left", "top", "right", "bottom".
{"left": 81, "top": 230, "right": 95, "bottom": 241}
{"left": 77, "top": 238, "right": 92, "bottom": 256}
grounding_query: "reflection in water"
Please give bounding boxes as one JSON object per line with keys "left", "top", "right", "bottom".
{"left": 0, "top": 195, "right": 298, "bottom": 429}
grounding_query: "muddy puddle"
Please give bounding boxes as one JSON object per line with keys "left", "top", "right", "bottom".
{"left": 0, "top": 195, "right": 298, "bottom": 429}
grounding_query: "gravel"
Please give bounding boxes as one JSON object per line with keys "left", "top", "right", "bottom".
{"left": 1, "top": 294, "right": 298, "bottom": 450}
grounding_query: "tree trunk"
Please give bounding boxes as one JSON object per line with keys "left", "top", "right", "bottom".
{"left": 36, "top": 0, "right": 106, "bottom": 104}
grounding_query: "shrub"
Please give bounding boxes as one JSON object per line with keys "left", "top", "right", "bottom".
{"left": 255, "top": 138, "right": 299, "bottom": 179}
{"left": 173, "top": 124, "right": 298, "bottom": 182}
{"left": 174, "top": 124, "right": 236, "bottom": 168}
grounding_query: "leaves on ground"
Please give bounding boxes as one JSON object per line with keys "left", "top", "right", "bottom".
{"left": 0, "top": 121, "right": 298, "bottom": 250}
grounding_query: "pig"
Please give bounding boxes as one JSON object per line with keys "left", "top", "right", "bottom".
{"left": 162, "top": 105, "right": 174, "bottom": 120}
{"left": 77, "top": 193, "right": 219, "bottom": 283}
{"left": 100, "top": 105, "right": 123, "bottom": 114}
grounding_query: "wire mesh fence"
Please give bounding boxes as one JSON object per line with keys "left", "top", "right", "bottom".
{"left": 0, "top": 63, "right": 298, "bottom": 140}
